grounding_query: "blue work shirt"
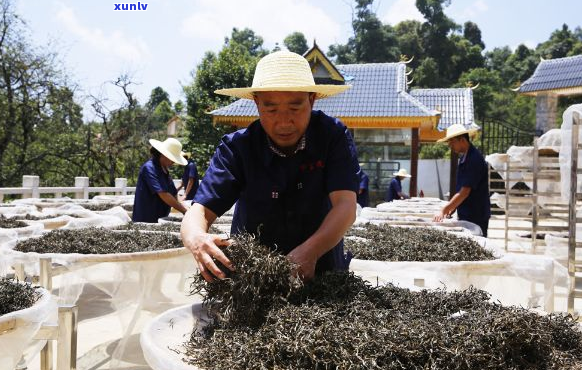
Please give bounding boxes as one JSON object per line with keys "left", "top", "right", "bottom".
{"left": 357, "top": 170, "right": 369, "bottom": 208}
{"left": 456, "top": 144, "right": 491, "bottom": 235}
{"left": 132, "top": 158, "right": 177, "bottom": 223}
{"left": 194, "top": 110, "right": 359, "bottom": 273}
{"left": 386, "top": 177, "right": 402, "bottom": 202}
{"left": 181, "top": 159, "right": 199, "bottom": 200}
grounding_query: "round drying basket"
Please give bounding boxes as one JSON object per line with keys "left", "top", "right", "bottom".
{"left": 1, "top": 230, "right": 196, "bottom": 367}
{"left": 141, "top": 302, "right": 207, "bottom": 370}
{"left": 350, "top": 249, "right": 566, "bottom": 313}
{"left": 0, "top": 285, "right": 55, "bottom": 370}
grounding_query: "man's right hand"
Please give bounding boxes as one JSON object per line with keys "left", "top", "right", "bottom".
{"left": 183, "top": 232, "right": 233, "bottom": 282}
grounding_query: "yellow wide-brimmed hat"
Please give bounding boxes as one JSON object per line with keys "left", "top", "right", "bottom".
{"left": 214, "top": 51, "right": 351, "bottom": 100}
{"left": 437, "top": 124, "right": 480, "bottom": 143}
{"left": 393, "top": 168, "right": 411, "bottom": 178}
{"left": 149, "top": 138, "right": 188, "bottom": 166}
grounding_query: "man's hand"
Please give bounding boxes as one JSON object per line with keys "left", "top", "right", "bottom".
{"left": 181, "top": 203, "right": 232, "bottom": 282}
{"left": 287, "top": 244, "right": 318, "bottom": 281}
{"left": 183, "top": 232, "right": 233, "bottom": 282}
{"left": 433, "top": 210, "right": 446, "bottom": 222}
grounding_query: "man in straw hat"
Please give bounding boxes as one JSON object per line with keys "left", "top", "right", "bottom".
{"left": 432, "top": 124, "right": 491, "bottom": 236}
{"left": 181, "top": 50, "right": 359, "bottom": 282}
{"left": 386, "top": 168, "right": 411, "bottom": 202}
{"left": 133, "top": 138, "right": 189, "bottom": 223}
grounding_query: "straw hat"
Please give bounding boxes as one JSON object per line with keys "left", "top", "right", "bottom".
{"left": 214, "top": 51, "right": 351, "bottom": 100}
{"left": 437, "top": 124, "right": 479, "bottom": 143}
{"left": 393, "top": 168, "right": 411, "bottom": 178}
{"left": 149, "top": 138, "right": 188, "bottom": 166}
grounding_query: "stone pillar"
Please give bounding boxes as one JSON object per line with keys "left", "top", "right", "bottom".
{"left": 74, "top": 177, "right": 89, "bottom": 199}
{"left": 22, "top": 175, "right": 40, "bottom": 199}
{"left": 536, "top": 93, "right": 558, "bottom": 134}
{"left": 115, "top": 178, "right": 128, "bottom": 195}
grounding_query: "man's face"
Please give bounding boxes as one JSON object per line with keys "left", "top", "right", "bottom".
{"left": 254, "top": 91, "right": 315, "bottom": 149}
{"left": 447, "top": 136, "right": 464, "bottom": 154}
{"left": 160, "top": 155, "right": 174, "bottom": 167}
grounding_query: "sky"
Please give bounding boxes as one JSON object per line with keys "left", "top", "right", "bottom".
{"left": 14, "top": 0, "right": 582, "bottom": 121}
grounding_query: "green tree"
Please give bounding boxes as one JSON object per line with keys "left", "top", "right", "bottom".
{"left": 183, "top": 29, "right": 262, "bottom": 172}
{"left": 463, "top": 21, "right": 485, "bottom": 49}
{"left": 146, "top": 86, "right": 170, "bottom": 111}
{"left": 415, "top": 0, "right": 459, "bottom": 86}
{"left": 225, "top": 27, "right": 267, "bottom": 57}
{"left": 394, "top": 20, "right": 424, "bottom": 68}
{"left": 0, "top": 0, "right": 88, "bottom": 187}
{"left": 284, "top": 32, "right": 308, "bottom": 55}
{"left": 328, "top": 0, "right": 399, "bottom": 63}
{"left": 537, "top": 24, "right": 581, "bottom": 59}
{"left": 152, "top": 100, "right": 174, "bottom": 125}
{"left": 174, "top": 100, "right": 184, "bottom": 114}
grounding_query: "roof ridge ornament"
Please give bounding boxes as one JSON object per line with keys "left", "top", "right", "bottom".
{"left": 465, "top": 81, "right": 480, "bottom": 90}
{"left": 399, "top": 55, "right": 414, "bottom": 64}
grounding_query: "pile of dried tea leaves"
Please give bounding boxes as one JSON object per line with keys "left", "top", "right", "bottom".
{"left": 115, "top": 222, "right": 182, "bottom": 233}
{"left": 0, "top": 278, "right": 42, "bottom": 315}
{"left": 14, "top": 227, "right": 182, "bottom": 254}
{"left": 80, "top": 203, "right": 119, "bottom": 211}
{"left": 114, "top": 222, "right": 222, "bottom": 235}
{"left": 184, "top": 235, "right": 582, "bottom": 370}
{"left": 345, "top": 223, "right": 495, "bottom": 262}
{"left": 0, "top": 215, "right": 28, "bottom": 229}
{"left": 161, "top": 215, "right": 183, "bottom": 222}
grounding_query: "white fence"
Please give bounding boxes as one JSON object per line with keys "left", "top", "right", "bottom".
{"left": 0, "top": 176, "right": 137, "bottom": 203}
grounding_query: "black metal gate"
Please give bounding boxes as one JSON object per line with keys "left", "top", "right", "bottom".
{"left": 480, "top": 119, "right": 536, "bottom": 155}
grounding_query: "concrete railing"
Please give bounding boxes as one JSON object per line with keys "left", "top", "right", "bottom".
{"left": 0, "top": 176, "right": 137, "bottom": 203}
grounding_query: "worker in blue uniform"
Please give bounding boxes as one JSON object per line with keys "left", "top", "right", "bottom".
{"left": 385, "top": 168, "right": 411, "bottom": 202}
{"left": 433, "top": 124, "right": 491, "bottom": 236}
{"left": 177, "top": 153, "right": 199, "bottom": 201}
{"left": 357, "top": 168, "right": 369, "bottom": 208}
{"left": 181, "top": 51, "right": 358, "bottom": 282}
{"left": 133, "top": 138, "right": 188, "bottom": 223}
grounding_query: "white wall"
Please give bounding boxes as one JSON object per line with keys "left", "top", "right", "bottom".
{"left": 391, "top": 159, "right": 450, "bottom": 199}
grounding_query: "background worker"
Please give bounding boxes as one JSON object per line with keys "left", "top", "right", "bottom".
{"left": 357, "top": 167, "right": 369, "bottom": 208}
{"left": 177, "top": 152, "right": 199, "bottom": 201}
{"left": 432, "top": 124, "right": 491, "bottom": 237}
{"left": 133, "top": 138, "right": 188, "bottom": 223}
{"left": 181, "top": 51, "right": 358, "bottom": 282}
{"left": 386, "top": 168, "right": 411, "bottom": 202}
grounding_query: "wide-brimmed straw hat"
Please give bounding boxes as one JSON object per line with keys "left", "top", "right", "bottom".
{"left": 214, "top": 51, "right": 351, "bottom": 100}
{"left": 437, "top": 124, "right": 480, "bottom": 143}
{"left": 149, "top": 138, "right": 188, "bottom": 166}
{"left": 393, "top": 168, "right": 412, "bottom": 178}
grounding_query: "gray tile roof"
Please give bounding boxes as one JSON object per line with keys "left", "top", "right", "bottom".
{"left": 409, "top": 88, "right": 475, "bottom": 130}
{"left": 211, "top": 63, "right": 439, "bottom": 119}
{"left": 518, "top": 54, "right": 582, "bottom": 94}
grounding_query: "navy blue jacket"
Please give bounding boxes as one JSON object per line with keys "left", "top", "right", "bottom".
{"left": 456, "top": 144, "right": 491, "bottom": 233}
{"left": 181, "top": 159, "right": 199, "bottom": 200}
{"left": 133, "top": 158, "right": 177, "bottom": 223}
{"left": 194, "top": 110, "right": 359, "bottom": 272}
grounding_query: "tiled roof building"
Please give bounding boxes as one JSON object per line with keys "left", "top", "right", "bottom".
{"left": 209, "top": 43, "right": 479, "bottom": 196}
{"left": 517, "top": 55, "right": 582, "bottom": 96}
{"left": 516, "top": 54, "right": 582, "bottom": 133}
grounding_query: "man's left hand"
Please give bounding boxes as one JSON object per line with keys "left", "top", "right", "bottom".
{"left": 287, "top": 245, "right": 318, "bottom": 281}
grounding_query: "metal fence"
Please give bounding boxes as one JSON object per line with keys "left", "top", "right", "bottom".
{"left": 480, "top": 119, "right": 536, "bottom": 155}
